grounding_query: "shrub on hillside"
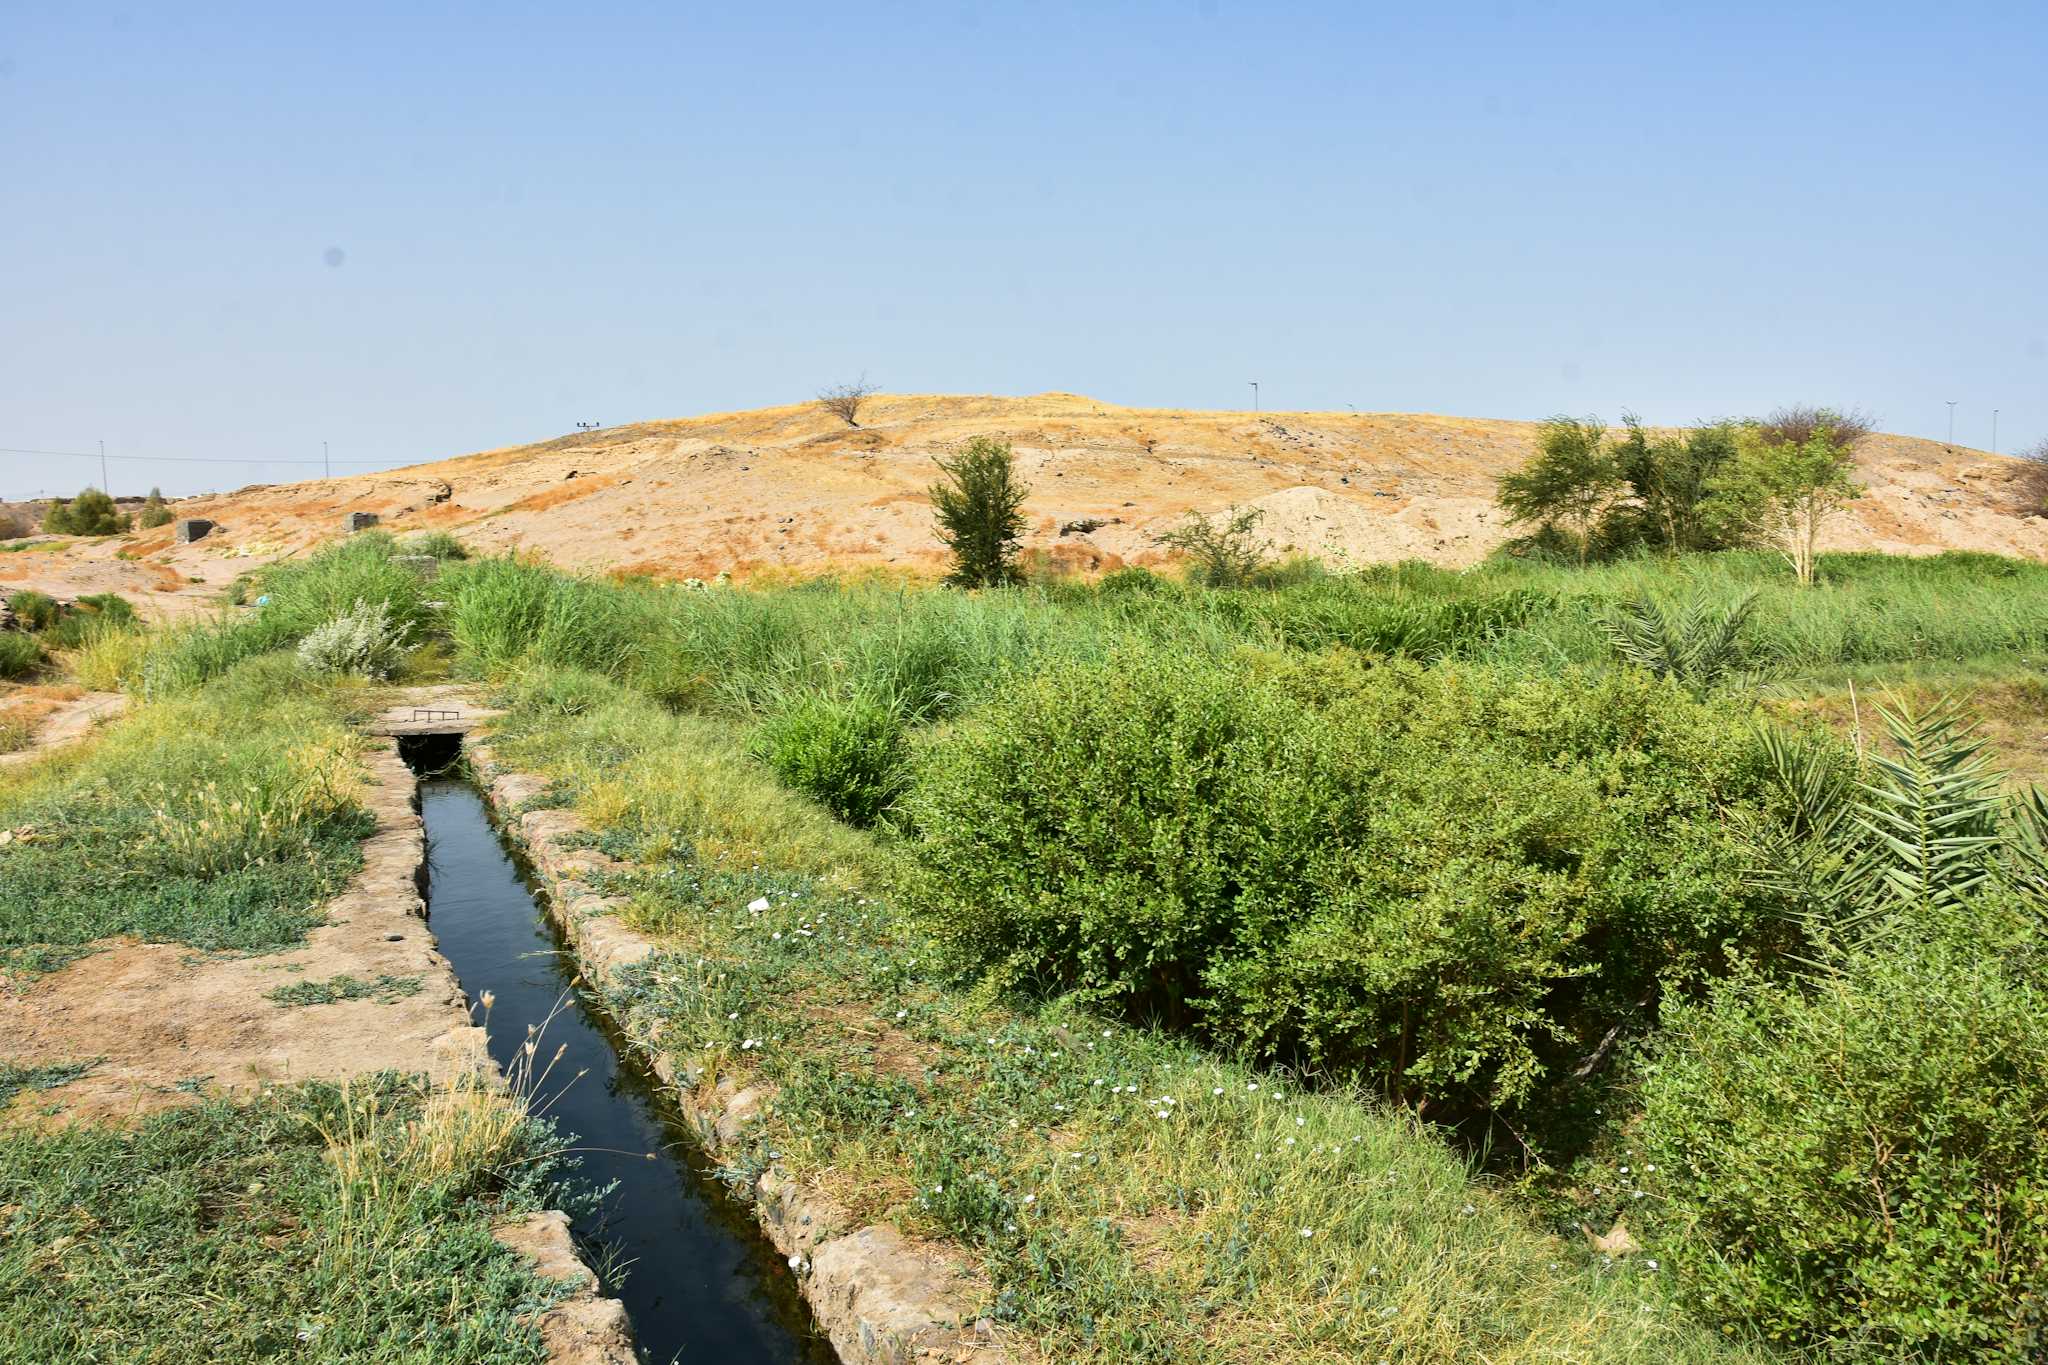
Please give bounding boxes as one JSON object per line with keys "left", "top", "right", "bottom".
{"left": 42, "top": 488, "right": 129, "bottom": 536}
{"left": 1634, "top": 908, "right": 2048, "bottom": 1359}
{"left": 1153, "top": 505, "right": 1272, "bottom": 587}
{"left": 295, "top": 599, "right": 418, "bottom": 680}
{"left": 6, "top": 590, "right": 62, "bottom": 632}
{"left": 45, "top": 593, "right": 138, "bottom": 650}
{"left": 752, "top": 690, "right": 910, "bottom": 826}
{"left": 136, "top": 488, "right": 172, "bottom": 529}
{"left": 400, "top": 530, "right": 469, "bottom": 560}
{"left": 445, "top": 555, "right": 653, "bottom": 676}
{"left": 253, "top": 533, "right": 437, "bottom": 646}
{"left": 901, "top": 650, "right": 1781, "bottom": 1118}
{"left": 0, "top": 632, "right": 41, "bottom": 680}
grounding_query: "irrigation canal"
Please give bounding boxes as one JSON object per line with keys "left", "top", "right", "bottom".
{"left": 413, "top": 761, "right": 833, "bottom": 1364}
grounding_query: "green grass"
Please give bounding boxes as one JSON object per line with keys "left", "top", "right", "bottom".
{"left": 487, "top": 671, "right": 1759, "bottom": 1364}
{"left": 0, "top": 1075, "right": 569, "bottom": 1363}
{"left": 0, "top": 654, "right": 374, "bottom": 967}
{"left": 267, "top": 973, "right": 424, "bottom": 1007}
{"left": 0, "top": 1060, "right": 97, "bottom": 1109}
{"left": 0, "top": 632, "right": 41, "bottom": 680}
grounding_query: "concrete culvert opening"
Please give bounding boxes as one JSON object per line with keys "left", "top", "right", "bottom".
{"left": 397, "top": 731, "right": 463, "bottom": 775}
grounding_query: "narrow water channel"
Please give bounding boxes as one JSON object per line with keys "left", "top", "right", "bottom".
{"left": 413, "top": 767, "right": 832, "bottom": 1365}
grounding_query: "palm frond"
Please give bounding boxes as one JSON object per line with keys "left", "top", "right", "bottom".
{"left": 1598, "top": 590, "right": 1760, "bottom": 693}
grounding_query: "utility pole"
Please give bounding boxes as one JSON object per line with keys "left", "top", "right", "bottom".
{"left": 1992, "top": 410, "right": 1999, "bottom": 455}
{"left": 1946, "top": 401, "right": 1957, "bottom": 445}
{"left": 1249, "top": 381, "right": 1259, "bottom": 413}
{"left": 323, "top": 441, "right": 330, "bottom": 479}
{"left": 98, "top": 440, "right": 108, "bottom": 494}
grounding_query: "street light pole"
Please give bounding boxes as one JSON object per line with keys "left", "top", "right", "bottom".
{"left": 99, "top": 440, "right": 108, "bottom": 494}
{"left": 1249, "top": 381, "right": 1259, "bottom": 413}
{"left": 1946, "top": 401, "right": 1957, "bottom": 445}
{"left": 323, "top": 441, "right": 330, "bottom": 479}
{"left": 1992, "top": 410, "right": 1999, "bottom": 455}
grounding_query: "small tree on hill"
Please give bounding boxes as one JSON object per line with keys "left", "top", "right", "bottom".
{"left": 1707, "top": 407, "right": 1868, "bottom": 586}
{"left": 1614, "top": 414, "right": 1740, "bottom": 553}
{"left": 818, "top": 377, "right": 878, "bottom": 428}
{"left": 137, "top": 487, "right": 172, "bottom": 529}
{"left": 1154, "top": 505, "right": 1272, "bottom": 587}
{"left": 932, "top": 437, "right": 1029, "bottom": 588}
{"left": 1496, "top": 415, "right": 1623, "bottom": 565}
{"left": 43, "top": 487, "right": 129, "bottom": 536}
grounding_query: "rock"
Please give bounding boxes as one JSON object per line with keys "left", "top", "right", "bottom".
{"left": 806, "top": 1223, "right": 987, "bottom": 1362}
{"left": 343, "top": 511, "right": 380, "bottom": 533}
{"left": 495, "top": 1210, "right": 637, "bottom": 1365}
{"left": 173, "top": 517, "right": 214, "bottom": 544}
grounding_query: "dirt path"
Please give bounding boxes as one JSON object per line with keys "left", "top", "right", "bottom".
{"left": 0, "top": 743, "right": 486, "bottom": 1124}
{"left": 0, "top": 694, "right": 632, "bottom": 1362}
{"left": 0, "top": 689, "right": 126, "bottom": 770}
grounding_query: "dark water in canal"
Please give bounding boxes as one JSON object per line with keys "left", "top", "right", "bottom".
{"left": 415, "top": 771, "right": 831, "bottom": 1365}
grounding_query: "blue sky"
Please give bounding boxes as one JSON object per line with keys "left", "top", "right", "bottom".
{"left": 3, "top": 1, "right": 2043, "bottom": 497}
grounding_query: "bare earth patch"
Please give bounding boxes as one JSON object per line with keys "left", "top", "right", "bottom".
{"left": 0, "top": 689, "right": 125, "bottom": 770}
{"left": 0, "top": 744, "right": 487, "bottom": 1127}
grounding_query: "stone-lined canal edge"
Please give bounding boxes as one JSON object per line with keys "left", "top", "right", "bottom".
{"left": 354, "top": 703, "right": 635, "bottom": 1365}
{"left": 469, "top": 742, "right": 1014, "bottom": 1365}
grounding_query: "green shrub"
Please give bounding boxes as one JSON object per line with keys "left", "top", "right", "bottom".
{"left": 752, "top": 690, "right": 910, "bottom": 826}
{"left": 1153, "top": 505, "right": 1272, "bottom": 587}
{"left": 931, "top": 436, "right": 1028, "bottom": 588}
{"left": 43, "top": 593, "right": 137, "bottom": 650}
{"left": 295, "top": 598, "right": 419, "bottom": 679}
{"left": 902, "top": 650, "right": 1780, "bottom": 1117}
{"left": 446, "top": 556, "right": 653, "bottom": 677}
{"left": 400, "top": 530, "right": 470, "bottom": 560}
{"left": 42, "top": 488, "right": 129, "bottom": 536}
{"left": 1635, "top": 909, "right": 2048, "bottom": 1358}
{"left": 136, "top": 487, "right": 172, "bottom": 529}
{"left": 252, "top": 533, "right": 436, "bottom": 646}
{"left": 0, "top": 632, "right": 41, "bottom": 680}
{"left": 7, "top": 589, "right": 61, "bottom": 631}
{"left": 136, "top": 618, "right": 273, "bottom": 697}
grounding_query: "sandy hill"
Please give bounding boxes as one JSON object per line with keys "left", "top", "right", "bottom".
{"left": 5, "top": 393, "right": 2045, "bottom": 614}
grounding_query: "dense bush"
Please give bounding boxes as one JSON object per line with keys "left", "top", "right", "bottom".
{"left": 7, "top": 589, "right": 61, "bottom": 631}
{"left": 253, "top": 533, "right": 437, "bottom": 646}
{"left": 44, "top": 592, "right": 137, "bottom": 650}
{"left": 902, "top": 649, "right": 1782, "bottom": 1117}
{"left": 42, "top": 488, "right": 128, "bottom": 536}
{"left": 751, "top": 689, "right": 910, "bottom": 825}
{"left": 0, "top": 631, "right": 41, "bottom": 680}
{"left": 400, "top": 530, "right": 470, "bottom": 560}
{"left": 1635, "top": 908, "right": 2048, "bottom": 1358}
{"left": 295, "top": 598, "right": 418, "bottom": 679}
{"left": 445, "top": 555, "right": 654, "bottom": 676}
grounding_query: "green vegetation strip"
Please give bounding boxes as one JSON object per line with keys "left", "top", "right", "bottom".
{"left": 0, "top": 1076, "right": 567, "bottom": 1363}
{"left": 0, "top": 655, "right": 373, "bottom": 968}
{"left": 487, "top": 672, "right": 1754, "bottom": 1364}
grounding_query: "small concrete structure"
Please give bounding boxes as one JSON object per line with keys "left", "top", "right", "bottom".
{"left": 344, "top": 511, "right": 381, "bottom": 533}
{"left": 392, "top": 554, "right": 440, "bottom": 581}
{"left": 173, "top": 517, "right": 214, "bottom": 544}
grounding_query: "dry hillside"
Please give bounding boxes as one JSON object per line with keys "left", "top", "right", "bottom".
{"left": 5, "top": 393, "right": 2044, "bottom": 614}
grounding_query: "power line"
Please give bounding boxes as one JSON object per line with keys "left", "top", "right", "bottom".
{"left": 0, "top": 445, "right": 391, "bottom": 466}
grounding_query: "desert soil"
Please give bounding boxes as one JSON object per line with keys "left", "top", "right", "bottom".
{"left": 2, "top": 394, "right": 2041, "bottom": 609}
